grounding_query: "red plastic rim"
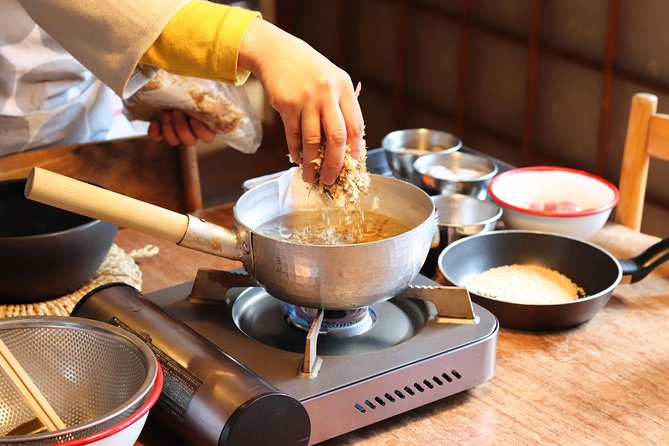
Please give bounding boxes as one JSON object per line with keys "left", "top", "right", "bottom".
{"left": 488, "top": 166, "right": 619, "bottom": 218}
{"left": 58, "top": 362, "right": 163, "bottom": 446}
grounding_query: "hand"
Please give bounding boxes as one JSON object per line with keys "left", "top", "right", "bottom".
{"left": 238, "top": 18, "right": 365, "bottom": 185}
{"left": 147, "top": 110, "right": 216, "bottom": 146}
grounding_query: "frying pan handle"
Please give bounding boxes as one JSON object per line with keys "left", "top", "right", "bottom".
{"left": 25, "top": 167, "right": 242, "bottom": 260}
{"left": 618, "top": 238, "right": 669, "bottom": 283}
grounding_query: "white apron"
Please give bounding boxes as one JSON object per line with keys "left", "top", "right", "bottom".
{"left": 0, "top": 0, "right": 114, "bottom": 155}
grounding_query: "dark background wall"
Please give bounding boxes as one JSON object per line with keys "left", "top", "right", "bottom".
{"left": 270, "top": 0, "right": 669, "bottom": 237}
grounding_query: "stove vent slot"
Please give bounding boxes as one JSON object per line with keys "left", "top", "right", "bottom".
{"left": 353, "top": 369, "right": 463, "bottom": 414}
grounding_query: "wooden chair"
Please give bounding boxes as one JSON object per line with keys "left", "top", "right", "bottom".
{"left": 616, "top": 92, "right": 669, "bottom": 231}
{"left": 0, "top": 136, "right": 202, "bottom": 213}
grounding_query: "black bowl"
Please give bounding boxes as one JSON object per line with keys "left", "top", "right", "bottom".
{"left": 0, "top": 178, "right": 117, "bottom": 303}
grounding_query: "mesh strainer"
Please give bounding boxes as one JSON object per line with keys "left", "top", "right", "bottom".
{"left": 0, "top": 316, "right": 157, "bottom": 445}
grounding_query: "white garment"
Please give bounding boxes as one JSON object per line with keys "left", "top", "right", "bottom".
{"left": 0, "top": 0, "right": 116, "bottom": 154}
{"left": 18, "top": 0, "right": 190, "bottom": 97}
{"left": 1, "top": 0, "right": 189, "bottom": 154}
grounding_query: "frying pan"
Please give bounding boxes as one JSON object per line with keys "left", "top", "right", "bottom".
{"left": 438, "top": 230, "right": 669, "bottom": 330}
{"left": 25, "top": 167, "right": 436, "bottom": 310}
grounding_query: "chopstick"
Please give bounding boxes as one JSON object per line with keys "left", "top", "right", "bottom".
{"left": 0, "top": 338, "right": 66, "bottom": 432}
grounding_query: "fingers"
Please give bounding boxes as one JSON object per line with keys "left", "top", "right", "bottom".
{"left": 319, "top": 98, "right": 347, "bottom": 185}
{"left": 147, "top": 120, "right": 162, "bottom": 142}
{"left": 153, "top": 111, "right": 215, "bottom": 146}
{"left": 281, "top": 110, "right": 302, "bottom": 165}
{"left": 190, "top": 118, "right": 216, "bottom": 143}
{"left": 300, "top": 104, "right": 323, "bottom": 184}
{"left": 339, "top": 91, "right": 365, "bottom": 159}
{"left": 159, "top": 111, "right": 180, "bottom": 146}
{"left": 280, "top": 83, "right": 364, "bottom": 185}
{"left": 169, "top": 111, "right": 197, "bottom": 146}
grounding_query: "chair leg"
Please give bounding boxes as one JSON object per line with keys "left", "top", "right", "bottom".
{"left": 179, "top": 145, "right": 203, "bottom": 213}
{"left": 615, "top": 93, "right": 656, "bottom": 231}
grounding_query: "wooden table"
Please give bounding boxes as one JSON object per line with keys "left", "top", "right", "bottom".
{"left": 117, "top": 205, "right": 669, "bottom": 446}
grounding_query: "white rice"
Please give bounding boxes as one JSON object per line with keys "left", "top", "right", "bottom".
{"left": 465, "top": 264, "right": 586, "bottom": 305}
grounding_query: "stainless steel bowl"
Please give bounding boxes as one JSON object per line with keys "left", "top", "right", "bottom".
{"left": 382, "top": 128, "right": 462, "bottom": 182}
{"left": 421, "top": 194, "right": 502, "bottom": 277}
{"left": 413, "top": 151, "right": 498, "bottom": 199}
{"left": 432, "top": 194, "right": 502, "bottom": 244}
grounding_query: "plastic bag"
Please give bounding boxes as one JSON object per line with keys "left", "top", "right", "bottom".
{"left": 123, "top": 71, "right": 262, "bottom": 154}
{"left": 278, "top": 166, "right": 324, "bottom": 214}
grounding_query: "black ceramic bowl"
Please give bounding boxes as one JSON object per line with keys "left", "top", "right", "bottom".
{"left": 0, "top": 178, "right": 117, "bottom": 303}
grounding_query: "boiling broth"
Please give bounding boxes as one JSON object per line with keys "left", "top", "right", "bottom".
{"left": 256, "top": 210, "right": 412, "bottom": 245}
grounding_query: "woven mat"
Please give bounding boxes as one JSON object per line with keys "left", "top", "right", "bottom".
{"left": 0, "top": 244, "right": 158, "bottom": 318}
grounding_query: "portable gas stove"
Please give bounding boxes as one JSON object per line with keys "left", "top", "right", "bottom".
{"left": 73, "top": 269, "right": 498, "bottom": 446}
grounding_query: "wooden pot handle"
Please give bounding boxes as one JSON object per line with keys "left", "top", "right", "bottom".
{"left": 26, "top": 167, "right": 189, "bottom": 243}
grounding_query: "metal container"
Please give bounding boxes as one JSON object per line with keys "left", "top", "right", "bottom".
{"left": 26, "top": 168, "right": 436, "bottom": 310}
{"left": 413, "top": 151, "right": 498, "bottom": 199}
{"left": 420, "top": 194, "right": 502, "bottom": 277}
{"left": 0, "top": 316, "right": 158, "bottom": 445}
{"left": 382, "top": 128, "right": 462, "bottom": 182}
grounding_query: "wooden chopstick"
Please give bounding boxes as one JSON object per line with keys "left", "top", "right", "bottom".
{"left": 0, "top": 338, "right": 66, "bottom": 431}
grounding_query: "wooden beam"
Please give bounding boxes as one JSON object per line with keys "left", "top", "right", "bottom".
{"left": 393, "top": 0, "right": 408, "bottom": 128}
{"left": 455, "top": 0, "right": 472, "bottom": 138}
{"left": 596, "top": 0, "right": 619, "bottom": 176}
{"left": 522, "top": 0, "right": 541, "bottom": 166}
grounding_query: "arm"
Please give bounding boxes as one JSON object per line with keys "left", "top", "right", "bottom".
{"left": 141, "top": 2, "right": 365, "bottom": 184}
{"left": 19, "top": 0, "right": 364, "bottom": 185}
{"left": 238, "top": 19, "right": 366, "bottom": 185}
{"left": 17, "top": 0, "right": 190, "bottom": 97}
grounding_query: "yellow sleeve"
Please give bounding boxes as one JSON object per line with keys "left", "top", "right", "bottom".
{"left": 140, "top": 0, "right": 261, "bottom": 85}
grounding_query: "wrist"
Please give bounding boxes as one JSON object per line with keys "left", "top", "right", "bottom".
{"left": 237, "top": 17, "right": 266, "bottom": 74}
{"left": 238, "top": 18, "right": 282, "bottom": 76}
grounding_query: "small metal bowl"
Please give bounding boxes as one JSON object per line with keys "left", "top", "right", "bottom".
{"left": 413, "top": 151, "right": 498, "bottom": 199}
{"left": 382, "top": 128, "right": 462, "bottom": 182}
{"left": 420, "top": 194, "right": 502, "bottom": 277}
{"left": 432, "top": 194, "right": 503, "bottom": 244}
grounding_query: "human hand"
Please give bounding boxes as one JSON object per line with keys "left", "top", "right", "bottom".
{"left": 238, "top": 18, "right": 365, "bottom": 185}
{"left": 147, "top": 110, "right": 216, "bottom": 146}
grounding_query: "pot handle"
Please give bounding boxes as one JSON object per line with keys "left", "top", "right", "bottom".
{"left": 618, "top": 238, "right": 669, "bottom": 283}
{"left": 25, "top": 167, "right": 242, "bottom": 260}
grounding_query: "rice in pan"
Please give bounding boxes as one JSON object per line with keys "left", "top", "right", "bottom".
{"left": 465, "top": 264, "right": 587, "bottom": 305}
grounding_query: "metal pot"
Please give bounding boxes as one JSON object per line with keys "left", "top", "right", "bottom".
{"left": 25, "top": 167, "right": 435, "bottom": 310}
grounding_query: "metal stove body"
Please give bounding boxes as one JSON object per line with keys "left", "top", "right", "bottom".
{"left": 73, "top": 270, "right": 498, "bottom": 446}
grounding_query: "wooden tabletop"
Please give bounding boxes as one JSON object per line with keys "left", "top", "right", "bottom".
{"left": 118, "top": 205, "right": 669, "bottom": 446}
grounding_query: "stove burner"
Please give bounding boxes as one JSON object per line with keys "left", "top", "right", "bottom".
{"left": 283, "top": 305, "right": 377, "bottom": 338}
{"left": 231, "top": 288, "right": 430, "bottom": 356}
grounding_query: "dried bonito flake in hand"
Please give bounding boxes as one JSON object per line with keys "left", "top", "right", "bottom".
{"left": 123, "top": 71, "right": 262, "bottom": 153}
{"left": 306, "top": 144, "right": 371, "bottom": 209}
